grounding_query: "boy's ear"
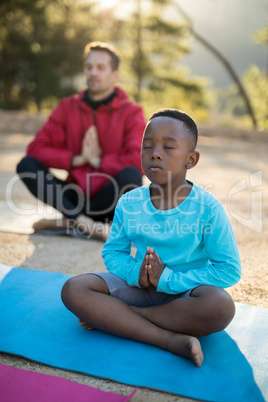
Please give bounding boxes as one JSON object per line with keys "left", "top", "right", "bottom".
{"left": 185, "top": 151, "right": 200, "bottom": 169}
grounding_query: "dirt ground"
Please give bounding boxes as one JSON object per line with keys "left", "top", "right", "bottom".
{"left": 0, "top": 111, "right": 267, "bottom": 401}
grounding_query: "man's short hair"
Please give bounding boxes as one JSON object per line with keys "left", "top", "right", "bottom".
{"left": 149, "top": 108, "right": 198, "bottom": 149}
{"left": 84, "top": 41, "right": 120, "bottom": 71}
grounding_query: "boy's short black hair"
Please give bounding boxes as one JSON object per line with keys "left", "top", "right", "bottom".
{"left": 149, "top": 108, "right": 198, "bottom": 149}
{"left": 84, "top": 41, "right": 120, "bottom": 71}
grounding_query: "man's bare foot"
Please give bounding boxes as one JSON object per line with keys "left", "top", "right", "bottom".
{"left": 78, "top": 318, "right": 95, "bottom": 330}
{"left": 92, "top": 222, "right": 110, "bottom": 242}
{"left": 75, "top": 215, "right": 110, "bottom": 242}
{"left": 168, "top": 333, "right": 203, "bottom": 367}
{"left": 32, "top": 218, "right": 70, "bottom": 231}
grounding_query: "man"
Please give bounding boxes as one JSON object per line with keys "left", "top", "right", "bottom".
{"left": 17, "top": 42, "right": 146, "bottom": 241}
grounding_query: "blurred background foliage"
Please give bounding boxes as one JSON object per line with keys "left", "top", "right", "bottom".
{"left": 0, "top": 0, "right": 267, "bottom": 129}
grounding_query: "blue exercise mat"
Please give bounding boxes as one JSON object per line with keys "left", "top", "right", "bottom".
{"left": 0, "top": 267, "right": 267, "bottom": 402}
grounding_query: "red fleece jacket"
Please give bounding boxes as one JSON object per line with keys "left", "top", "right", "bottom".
{"left": 27, "top": 87, "right": 146, "bottom": 197}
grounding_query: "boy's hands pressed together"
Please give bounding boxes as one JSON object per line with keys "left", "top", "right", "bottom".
{"left": 139, "top": 247, "right": 165, "bottom": 288}
{"left": 146, "top": 248, "right": 165, "bottom": 288}
{"left": 138, "top": 248, "right": 151, "bottom": 288}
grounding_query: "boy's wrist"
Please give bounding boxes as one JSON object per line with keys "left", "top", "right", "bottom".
{"left": 156, "top": 266, "right": 169, "bottom": 292}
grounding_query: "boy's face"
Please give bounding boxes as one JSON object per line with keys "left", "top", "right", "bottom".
{"left": 141, "top": 116, "right": 199, "bottom": 188}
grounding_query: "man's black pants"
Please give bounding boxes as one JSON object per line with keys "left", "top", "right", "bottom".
{"left": 16, "top": 156, "right": 142, "bottom": 222}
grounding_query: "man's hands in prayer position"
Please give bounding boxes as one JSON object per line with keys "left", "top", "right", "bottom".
{"left": 139, "top": 247, "right": 165, "bottom": 288}
{"left": 72, "top": 125, "right": 102, "bottom": 169}
{"left": 82, "top": 125, "right": 102, "bottom": 168}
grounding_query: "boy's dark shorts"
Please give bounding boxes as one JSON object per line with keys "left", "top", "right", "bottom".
{"left": 92, "top": 272, "right": 193, "bottom": 308}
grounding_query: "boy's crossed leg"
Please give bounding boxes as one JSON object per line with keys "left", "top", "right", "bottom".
{"left": 61, "top": 275, "right": 234, "bottom": 367}
{"left": 131, "top": 285, "right": 235, "bottom": 337}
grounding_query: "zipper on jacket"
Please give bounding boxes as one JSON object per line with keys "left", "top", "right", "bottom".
{"left": 93, "top": 109, "right": 97, "bottom": 127}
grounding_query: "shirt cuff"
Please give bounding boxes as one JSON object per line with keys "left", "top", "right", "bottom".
{"left": 156, "top": 267, "right": 173, "bottom": 293}
{"left": 127, "top": 263, "right": 142, "bottom": 288}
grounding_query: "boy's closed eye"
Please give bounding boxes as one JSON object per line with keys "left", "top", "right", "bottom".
{"left": 142, "top": 142, "right": 176, "bottom": 150}
{"left": 163, "top": 145, "right": 175, "bottom": 149}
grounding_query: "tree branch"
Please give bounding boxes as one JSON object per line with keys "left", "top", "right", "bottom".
{"left": 175, "top": 2, "right": 258, "bottom": 129}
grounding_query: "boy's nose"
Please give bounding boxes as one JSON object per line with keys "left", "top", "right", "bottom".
{"left": 150, "top": 150, "right": 162, "bottom": 160}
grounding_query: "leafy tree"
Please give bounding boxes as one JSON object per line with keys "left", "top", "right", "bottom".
{"left": 253, "top": 26, "right": 268, "bottom": 78}
{"left": 244, "top": 66, "right": 268, "bottom": 130}
{"left": 113, "top": 0, "right": 209, "bottom": 118}
{"left": 174, "top": 2, "right": 258, "bottom": 130}
{"left": 0, "top": 0, "right": 209, "bottom": 118}
{"left": 215, "top": 26, "right": 268, "bottom": 130}
{"left": 0, "top": 0, "right": 99, "bottom": 110}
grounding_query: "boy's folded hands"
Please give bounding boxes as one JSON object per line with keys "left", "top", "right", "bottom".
{"left": 138, "top": 253, "right": 151, "bottom": 288}
{"left": 138, "top": 247, "right": 165, "bottom": 288}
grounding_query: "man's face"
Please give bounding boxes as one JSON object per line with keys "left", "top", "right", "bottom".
{"left": 85, "top": 50, "right": 119, "bottom": 99}
{"left": 141, "top": 117, "right": 196, "bottom": 189}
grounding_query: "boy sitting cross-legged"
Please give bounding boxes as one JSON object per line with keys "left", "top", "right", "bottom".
{"left": 61, "top": 109, "right": 241, "bottom": 367}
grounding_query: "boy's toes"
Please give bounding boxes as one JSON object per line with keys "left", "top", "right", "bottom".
{"left": 189, "top": 337, "right": 203, "bottom": 367}
{"left": 78, "top": 319, "right": 95, "bottom": 330}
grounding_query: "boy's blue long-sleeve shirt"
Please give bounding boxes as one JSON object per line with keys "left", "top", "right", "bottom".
{"left": 102, "top": 183, "right": 241, "bottom": 294}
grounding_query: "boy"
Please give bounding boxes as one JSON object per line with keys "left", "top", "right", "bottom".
{"left": 61, "top": 109, "right": 241, "bottom": 367}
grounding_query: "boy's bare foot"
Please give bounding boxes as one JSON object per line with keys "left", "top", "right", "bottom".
{"left": 129, "top": 306, "right": 203, "bottom": 366}
{"left": 75, "top": 215, "right": 110, "bottom": 242}
{"left": 32, "top": 218, "right": 69, "bottom": 231}
{"left": 78, "top": 318, "right": 95, "bottom": 330}
{"left": 79, "top": 318, "right": 202, "bottom": 366}
{"left": 168, "top": 333, "right": 203, "bottom": 367}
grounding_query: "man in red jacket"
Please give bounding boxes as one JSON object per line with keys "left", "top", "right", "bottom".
{"left": 17, "top": 42, "right": 146, "bottom": 241}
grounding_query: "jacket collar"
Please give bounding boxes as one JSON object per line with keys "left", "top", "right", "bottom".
{"left": 78, "top": 86, "right": 129, "bottom": 111}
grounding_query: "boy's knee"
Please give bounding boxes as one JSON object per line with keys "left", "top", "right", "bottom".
{"left": 61, "top": 274, "right": 109, "bottom": 307}
{"left": 61, "top": 277, "right": 81, "bottom": 306}
{"left": 194, "top": 287, "right": 235, "bottom": 336}
{"left": 61, "top": 278, "right": 72, "bottom": 306}
{"left": 206, "top": 290, "right": 235, "bottom": 334}
{"left": 214, "top": 290, "right": 235, "bottom": 321}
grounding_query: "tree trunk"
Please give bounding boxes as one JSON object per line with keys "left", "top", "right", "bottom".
{"left": 175, "top": 3, "right": 258, "bottom": 130}
{"left": 2, "top": 80, "right": 13, "bottom": 109}
{"left": 134, "top": 0, "right": 142, "bottom": 103}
